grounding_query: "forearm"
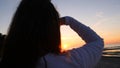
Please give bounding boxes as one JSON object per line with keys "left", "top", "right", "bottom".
{"left": 63, "top": 16, "right": 104, "bottom": 68}
{"left": 63, "top": 16, "right": 102, "bottom": 43}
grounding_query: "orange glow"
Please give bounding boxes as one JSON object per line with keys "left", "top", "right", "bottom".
{"left": 98, "top": 31, "right": 120, "bottom": 45}
{"left": 60, "top": 24, "right": 120, "bottom": 50}
{"left": 61, "top": 44, "right": 69, "bottom": 52}
{"left": 62, "top": 44, "right": 68, "bottom": 50}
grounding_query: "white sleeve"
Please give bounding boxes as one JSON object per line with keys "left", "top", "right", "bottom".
{"left": 63, "top": 16, "right": 104, "bottom": 68}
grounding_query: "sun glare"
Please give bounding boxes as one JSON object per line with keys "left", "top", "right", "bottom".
{"left": 61, "top": 44, "right": 69, "bottom": 52}
{"left": 62, "top": 44, "right": 68, "bottom": 50}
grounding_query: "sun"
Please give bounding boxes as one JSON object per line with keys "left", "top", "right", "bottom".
{"left": 61, "top": 44, "right": 69, "bottom": 52}
{"left": 62, "top": 44, "right": 68, "bottom": 50}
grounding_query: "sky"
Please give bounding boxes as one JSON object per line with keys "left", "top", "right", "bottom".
{"left": 0, "top": 0, "right": 120, "bottom": 50}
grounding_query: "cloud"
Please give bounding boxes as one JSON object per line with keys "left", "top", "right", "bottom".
{"left": 95, "top": 11, "right": 104, "bottom": 18}
{"left": 93, "top": 18, "right": 109, "bottom": 27}
{"left": 93, "top": 14, "right": 120, "bottom": 28}
{"left": 93, "top": 11, "right": 110, "bottom": 27}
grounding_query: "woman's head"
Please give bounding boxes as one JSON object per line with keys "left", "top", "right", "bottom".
{"left": 1, "top": 0, "right": 61, "bottom": 67}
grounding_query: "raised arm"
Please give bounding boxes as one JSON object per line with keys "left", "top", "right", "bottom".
{"left": 61, "top": 16, "right": 104, "bottom": 68}
{"left": 61, "top": 16, "right": 102, "bottom": 43}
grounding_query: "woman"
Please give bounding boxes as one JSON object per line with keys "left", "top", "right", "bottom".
{"left": 1, "top": 0, "right": 104, "bottom": 68}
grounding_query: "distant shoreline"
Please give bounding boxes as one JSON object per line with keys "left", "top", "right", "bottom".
{"left": 104, "top": 44, "right": 120, "bottom": 48}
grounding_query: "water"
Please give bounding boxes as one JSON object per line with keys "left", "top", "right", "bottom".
{"left": 103, "top": 44, "right": 120, "bottom": 57}
{"left": 104, "top": 44, "right": 120, "bottom": 48}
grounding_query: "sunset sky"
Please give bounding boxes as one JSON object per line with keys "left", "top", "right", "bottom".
{"left": 0, "top": 0, "right": 120, "bottom": 50}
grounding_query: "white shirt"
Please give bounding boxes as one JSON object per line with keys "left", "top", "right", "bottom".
{"left": 36, "top": 16, "right": 104, "bottom": 68}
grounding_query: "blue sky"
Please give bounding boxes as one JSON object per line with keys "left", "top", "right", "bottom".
{"left": 0, "top": 0, "right": 120, "bottom": 47}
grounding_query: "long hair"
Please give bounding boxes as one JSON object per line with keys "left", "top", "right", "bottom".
{"left": 1, "top": 0, "right": 61, "bottom": 68}
{"left": 0, "top": 33, "right": 5, "bottom": 57}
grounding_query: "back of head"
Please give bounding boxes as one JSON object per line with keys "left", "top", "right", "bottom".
{"left": 1, "top": 0, "right": 61, "bottom": 68}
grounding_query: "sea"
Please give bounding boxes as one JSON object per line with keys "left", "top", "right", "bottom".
{"left": 103, "top": 44, "right": 120, "bottom": 57}
{"left": 104, "top": 44, "right": 120, "bottom": 48}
